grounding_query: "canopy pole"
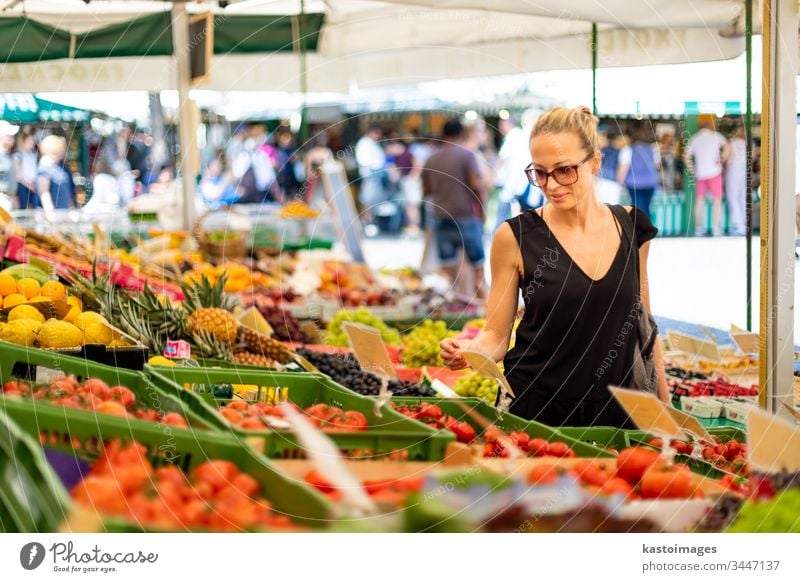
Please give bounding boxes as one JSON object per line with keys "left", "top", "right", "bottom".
{"left": 172, "top": 1, "right": 197, "bottom": 231}
{"left": 591, "top": 22, "right": 598, "bottom": 115}
{"left": 760, "top": 0, "right": 797, "bottom": 416}
{"left": 298, "top": 0, "right": 309, "bottom": 146}
{"left": 745, "top": 0, "right": 753, "bottom": 331}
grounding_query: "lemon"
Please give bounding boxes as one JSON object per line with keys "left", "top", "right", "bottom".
{"left": 0, "top": 319, "right": 43, "bottom": 346}
{"left": 73, "top": 311, "right": 108, "bottom": 331}
{"left": 3, "top": 293, "right": 27, "bottom": 309}
{"left": 8, "top": 304, "right": 45, "bottom": 324}
{"left": 37, "top": 320, "right": 83, "bottom": 349}
{"left": 83, "top": 321, "right": 113, "bottom": 345}
{"left": 148, "top": 355, "right": 176, "bottom": 367}
{"left": 40, "top": 281, "right": 66, "bottom": 301}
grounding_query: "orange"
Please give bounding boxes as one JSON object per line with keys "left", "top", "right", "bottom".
{"left": 40, "top": 281, "right": 66, "bottom": 301}
{"left": 0, "top": 274, "right": 16, "bottom": 297}
{"left": 16, "top": 278, "right": 41, "bottom": 299}
{"left": 3, "top": 293, "right": 27, "bottom": 309}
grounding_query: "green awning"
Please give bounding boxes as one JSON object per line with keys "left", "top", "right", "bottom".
{"left": 0, "top": 94, "right": 90, "bottom": 123}
{"left": 0, "top": 18, "right": 72, "bottom": 63}
{"left": 0, "top": 13, "right": 324, "bottom": 63}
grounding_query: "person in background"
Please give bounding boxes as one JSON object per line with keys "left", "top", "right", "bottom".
{"left": 14, "top": 131, "right": 39, "bottom": 209}
{"left": 422, "top": 118, "right": 487, "bottom": 301}
{"left": 82, "top": 153, "right": 120, "bottom": 214}
{"left": 685, "top": 118, "right": 730, "bottom": 236}
{"left": 617, "top": 127, "right": 660, "bottom": 219}
{"left": 37, "top": 135, "right": 75, "bottom": 216}
{"left": 275, "top": 131, "right": 302, "bottom": 198}
{"left": 463, "top": 118, "right": 496, "bottom": 197}
{"left": 658, "top": 132, "right": 679, "bottom": 195}
{"left": 494, "top": 112, "right": 542, "bottom": 231}
{"left": 355, "top": 125, "right": 387, "bottom": 224}
{"left": 303, "top": 133, "right": 334, "bottom": 201}
{"left": 394, "top": 134, "right": 424, "bottom": 234}
{"left": 199, "top": 159, "right": 240, "bottom": 209}
{"left": 0, "top": 121, "right": 19, "bottom": 212}
{"left": 129, "top": 128, "right": 153, "bottom": 189}
{"left": 596, "top": 128, "right": 625, "bottom": 204}
{"left": 725, "top": 126, "right": 747, "bottom": 236}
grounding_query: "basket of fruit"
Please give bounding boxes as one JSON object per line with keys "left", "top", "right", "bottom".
{"left": 147, "top": 365, "right": 454, "bottom": 461}
{"left": 0, "top": 341, "right": 215, "bottom": 433}
{"left": 1, "top": 404, "right": 331, "bottom": 531}
{"left": 391, "top": 397, "right": 611, "bottom": 460}
{"left": 194, "top": 209, "right": 250, "bottom": 261}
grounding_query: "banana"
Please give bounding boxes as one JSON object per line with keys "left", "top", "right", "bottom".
{"left": 0, "top": 264, "right": 51, "bottom": 285}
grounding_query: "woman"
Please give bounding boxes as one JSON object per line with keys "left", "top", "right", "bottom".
{"left": 440, "top": 106, "right": 668, "bottom": 428}
{"left": 14, "top": 132, "right": 39, "bottom": 209}
{"left": 37, "top": 135, "right": 75, "bottom": 215}
{"left": 725, "top": 126, "right": 747, "bottom": 236}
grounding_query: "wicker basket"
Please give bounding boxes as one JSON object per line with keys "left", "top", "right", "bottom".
{"left": 194, "top": 207, "right": 249, "bottom": 261}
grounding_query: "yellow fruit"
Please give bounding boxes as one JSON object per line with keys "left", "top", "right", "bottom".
{"left": 0, "top": 274, "right": 17, "bottom": 297}
{"left": 63, "top": 305, "right": 81, "bottom": 323}
{"left": 66, "top": 296, "right": 83, "bottom": 310}
{"left": 8, "top": 304, "right": 45, "bottom": 324}
{"left": 27, "top": 296, "right": 53, "bottom": 304}
{"left": 187, "top": 307, "right": 239, "bottom": 344}
{"left": 3, "top": 293, "right": 27, "bottom": 309}
{"left": 16, "top": 278, "right": 41, "bottom": 299}
{"left": 73, "top": 311, "right": 108, "bottom": 331}
{"left": 37, "top": 320, "right": 84, "bottom": 349}
{"left": 40, "top": 281, "right": 66, "bottom": 301}
{"left": 82, "top": 321, "right": 113, "bottom": 345}
{"left": 148, "top": 355, "right": 176, "bottom": 367}
{"left": 0, "top": 319, "right": 43, "bottom": 346}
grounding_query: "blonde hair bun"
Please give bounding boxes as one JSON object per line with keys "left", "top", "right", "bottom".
{"left": 531, "top": 106, "right": 600, "bottom": 155}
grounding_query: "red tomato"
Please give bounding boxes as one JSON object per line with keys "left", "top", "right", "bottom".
{"left": 192, "top": 460, "right": 238, "bottom": 491}
{"left": 108, "top": 386, "right": 136, "bottom": 408}
{"left": 615, "top": 447, "right": 661, "bottom": 484}
{"left": 545, "top": 441, "right": 573, "bottom": 458}
{"left": 528, "top": 464, "right": 560, "bottom": 485}
{"left": 162, "top": 412, "right": 188, "bottom": 427}
{"left": 527, "top": 438, "right": 549, "bottom": 457}
{"left": 639, "top": 464, "right": 695, "bottom": 499}
{"left": 418, "top": 403, "right": 443, "bottom": 421}
{"left": 452, "top": 422, "right": 476, "bottom": 444}
{"left": 81, "top": 378, "right": 110, "bottom": 399}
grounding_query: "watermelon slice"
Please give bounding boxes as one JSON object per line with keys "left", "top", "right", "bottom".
{"left": 421, "top": 366, "right": 469, "bottom": 388}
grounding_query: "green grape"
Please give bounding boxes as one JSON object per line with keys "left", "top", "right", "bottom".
{"left": 325, "top": 308, "right": 402, "bottom": 347}
{"left": 453, "top": 371, "right": 499, "bottom": 403}
{"left": 401, "top": 320, "right": 455, "bottom": 368}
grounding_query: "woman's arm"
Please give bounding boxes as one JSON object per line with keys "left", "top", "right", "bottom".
{"left": 440, "top": 222, "right": 521, "bottom": 367}
{"left": 638, "top": 240, "right": 670, "bottom": 402}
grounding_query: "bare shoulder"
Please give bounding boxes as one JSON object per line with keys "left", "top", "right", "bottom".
{"left": 492, "top": 222, "right": 517, "bottom": 248}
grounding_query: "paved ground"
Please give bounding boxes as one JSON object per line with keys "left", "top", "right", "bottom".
{"left": 362, "top": 233, "right": 800, "bottom": 346}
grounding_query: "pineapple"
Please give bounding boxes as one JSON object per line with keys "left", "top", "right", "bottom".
{"left": 186, "top": 307, "right": 238, "bottom": 344}
{"left": 181, "top": 273, "right": 240, "bottom": 345}
{"left": 242, "top": 327, "right": 292, "bottom": 363}
{"left": 233, "top": 350, "right": 276, "bottom": 368}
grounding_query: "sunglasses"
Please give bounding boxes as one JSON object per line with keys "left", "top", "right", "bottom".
{"left": 524, "top": 153, "right": 594, "bottom": 188}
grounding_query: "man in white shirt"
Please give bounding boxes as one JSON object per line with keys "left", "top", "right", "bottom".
{"left": 685, "top": 119, "right": 731, "bottom": 236}
{"left": 355, "top": 125, "right": 387, "bottom": 223}
{"left": 493, "top": 111, "right": 542, "bottom": 230}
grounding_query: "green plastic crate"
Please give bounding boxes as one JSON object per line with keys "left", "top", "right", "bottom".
{"left": 0, "top": 342, "right": 215, "bottom": 432}
{"left": 392, "top": 397, "right": 612, "bottom": 458}
{"left": 557, "top": 427, "right": 631, "bottom": 452}
{"left": 624, "top": 430, "right": 732, "bottom": 479}
{"left": 148, "top": 366, "right": 453, "bottom": 461}
{"left": 0, "top": 409, "right": 71, "bottom": 533}
{"left": 1, "top": 397, "right": 332, "bottom": 530}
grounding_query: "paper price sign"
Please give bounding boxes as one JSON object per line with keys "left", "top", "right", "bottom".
{"left": 608, "top": 386, "right": 686, "bottom": 440}
{"left": 666, "top": 407, "right": 712, "bottom": 442}
{"left": 667, "top": 331, "right": 722, "bottom": 363}
{"left": 460, "top": 350, "right": 515, "bottom": 398}
{"left": 342, "top": 322, "right": 397, "bottom": 379}
{"left": 746, "top": 408, "right": 800, "bottom": 473}
{"left": 164, "top": 339, "right": 192, "bottom": 359}
{"left": 731, "top": 332, "right": 760, "bottom": 355}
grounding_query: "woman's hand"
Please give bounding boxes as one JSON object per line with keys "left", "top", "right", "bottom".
{"left": 440, "top": 338, "right": 468, "bottom": 370}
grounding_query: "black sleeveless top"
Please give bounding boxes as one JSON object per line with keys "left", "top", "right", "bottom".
{"left": 503, "top": 205, "right": 658, "bottom": 428}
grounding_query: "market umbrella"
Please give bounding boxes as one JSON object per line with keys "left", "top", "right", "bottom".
{"left": 0, "top": 93, "right": 90, "bottom": 123}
